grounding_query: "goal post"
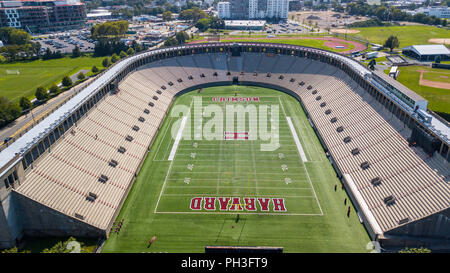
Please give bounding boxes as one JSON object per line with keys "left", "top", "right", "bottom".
{"left": 6, "top": 69, "right": 20, "bottom": 75}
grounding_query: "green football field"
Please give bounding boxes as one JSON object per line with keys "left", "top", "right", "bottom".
{"left": 0, "top": 56, "right": 104, "bottom": 102}
{"left": 352, "top": 25, "right": 450, "bottom": 47}
{"left": 102, "top": 86, "right": 371, "bottom": 253}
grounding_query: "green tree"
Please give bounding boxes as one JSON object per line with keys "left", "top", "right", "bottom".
{"left": 35, "top": 86, "right": 49, "bottom": 101}
{"left": 91, "top": 65, "right": 99, "bottom": 73}
{"left": 91, "top": 21, "right": 129, "bottom": 40}
{"left": 368, "top": 59, "right": 376, "bottom": 70}
{"left": 384, "top": 35, "right": 399, "bottom": 52}
{"left": 72, "top": 45, "right": 81, "bottom": 58}
{"left": 399, "top": 247, "right": 431, "bottom": 253}
{"left": 119, "top": 50, "right": 127, "bottom": 59}
{"left": 0, "top": 27, "right": 31, "bottom": 45}
{"left": 175, "top": 31, "right": 189, "bottom": 44}
{"left": 102, "top": 57, "right": 111, "bottom": 67}
{"left": 77, "top": 72, "right": 85, "bottom": 81}
{"left": 19, "top": 96, "right": 32, "bottom": 110}
{"left": 49, "top": 84, "right": 60, "bottom": 95}
{"left": 162, "top": 11, "right": 173, "bottom": 21}
{"left": 42, "top": 237, "right": 88, "bottom": 253}
{"left": 111, "top": 53, "right": 119, "bottom": 63}
{"left": 126, "top": 47, "right": 135, "bottom": 56}
{"left": 0, "top": 96, "right": 21, "bottom": 127}
{"left": 31, "top": 41, "right": 41, "bottom": 59}
{"left": 164, "top": 37, "right": 178, "bottom": 47}
{"left": 195, "top": 18, "right": 211, "bottom": 32}
{"left": 1, "top": 247, "right": 30, "bottom": 253}
{"left": 62, "top": 76, "right": 73, "bottom": 87}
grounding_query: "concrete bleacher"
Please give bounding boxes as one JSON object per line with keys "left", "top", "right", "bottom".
{"left": 14, "top": 51, "right": 449, "bottom": 235}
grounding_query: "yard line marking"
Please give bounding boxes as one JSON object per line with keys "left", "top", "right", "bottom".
{"left": 168, "top": 171, "right": 307, "bottom": 175}
{"left": 286, "top": 116, "right": 308, "bottom": 162}
{"left": 179, "top": 143, "right": 298, "bottom": 147}
{"left": 177, "top": 147, "right": 298, "bottom": 151}
{"left": 174, "top": 152, "right": 301, "bottom": 157}
{"left": 171, "top": 162, "right": 308, "bottom": 169}
{"left": 166, "top": 185, "right": 311, "bottom": 189}
{"left": 167, "top": 178, "right": 309, "bottom": 183}
{"left": 169, "top": 159, "right": 317, "bottom": 163}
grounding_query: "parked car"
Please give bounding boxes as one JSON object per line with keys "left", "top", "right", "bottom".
{"left": 3, "top": 137, "right": 12, "bottom": 145}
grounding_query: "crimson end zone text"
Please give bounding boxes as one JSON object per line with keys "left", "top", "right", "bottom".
{"left": 190, "top": 197, "right": 287, "bottom": 212}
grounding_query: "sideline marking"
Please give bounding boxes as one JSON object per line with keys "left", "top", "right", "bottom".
{"left": 286, "top": 116, "right": 307, "bottom": 162}
{"left": 168, "top": 116, "right": 188, "bottom": 161}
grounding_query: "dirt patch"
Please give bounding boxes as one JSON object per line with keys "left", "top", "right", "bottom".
{"left": 419, "top": 71, "right": 450, "bottom": 90}
{"left": 330, "top": 29, "right": 360, "bottom": 34}
{"left": 428, "top": 38, "right": 450, "bottom": 44}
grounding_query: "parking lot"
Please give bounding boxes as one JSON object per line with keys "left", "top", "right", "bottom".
{"left": 35, "top": 31, "right": 96, "bottom": 54}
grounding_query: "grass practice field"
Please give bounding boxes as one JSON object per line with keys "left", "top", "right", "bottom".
{"left": 102, "top": 86, "right": 370, "bottom": 253}
{"left": 351, "top": 25, "right": 450, "bottom": 47}
{"left": 385, "top": 66, "right": 450, "bottom": 121}
{"left": 0, "top": 56, "right": 104, "bottom": 102}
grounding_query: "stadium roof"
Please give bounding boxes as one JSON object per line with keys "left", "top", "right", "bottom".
{"left": 402, "top": 45, "right": 450, "bottom": 56}
{"left": 372, "top": 70, "right": 426, "bottom": 103}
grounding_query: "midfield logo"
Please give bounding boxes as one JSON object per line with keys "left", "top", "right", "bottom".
{"left": 224, "top": 132, "right": 249, "bottom": 140}
{"left": 190, "top": 197, "right": 287, "bottom": 212}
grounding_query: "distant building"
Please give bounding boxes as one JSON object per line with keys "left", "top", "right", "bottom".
{"left": 222, "top": 0, "right": 288, "bottom": 20}
{"left": 229, "top": 0, "right": 248, "bottom": 19}
{"left": 87, "top": 9, "right": 113, "bottom": 20}
{"left": 289, "top": 1, "right": 301, "bottom": 11}
{"left": 132, "top": 15, "right": 162, "bottom": 22}
{"left": 413, "top": 6, "right": 450, "bottom": 19}
{"left": 0, "top": 0, "right": 86, "bottom": 33}
{"left": 402, "top": 45, "right": 450, "bottom": 62}
{"left": 218, "top": 2, "right": 231, "bottom": 19}
{"left": 224, "top": 19, "right": 266, "bottom": 30}
{"left": 266, "top": 0, "right": 288, "bottom": 19}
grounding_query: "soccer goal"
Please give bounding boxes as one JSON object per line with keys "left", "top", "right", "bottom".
{"left": 6, "top": 69, "right": 20, "bottom": 75}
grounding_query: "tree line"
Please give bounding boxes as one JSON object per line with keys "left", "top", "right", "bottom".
{"left": 0, "top": 27, "right": 41, "bottom": 62}
{"left": 346, "top": 0, "right": 448, "bottom": 26}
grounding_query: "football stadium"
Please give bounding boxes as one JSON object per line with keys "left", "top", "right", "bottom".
{"left": 0, "top": 43, "right": 449, "bottom": 252}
